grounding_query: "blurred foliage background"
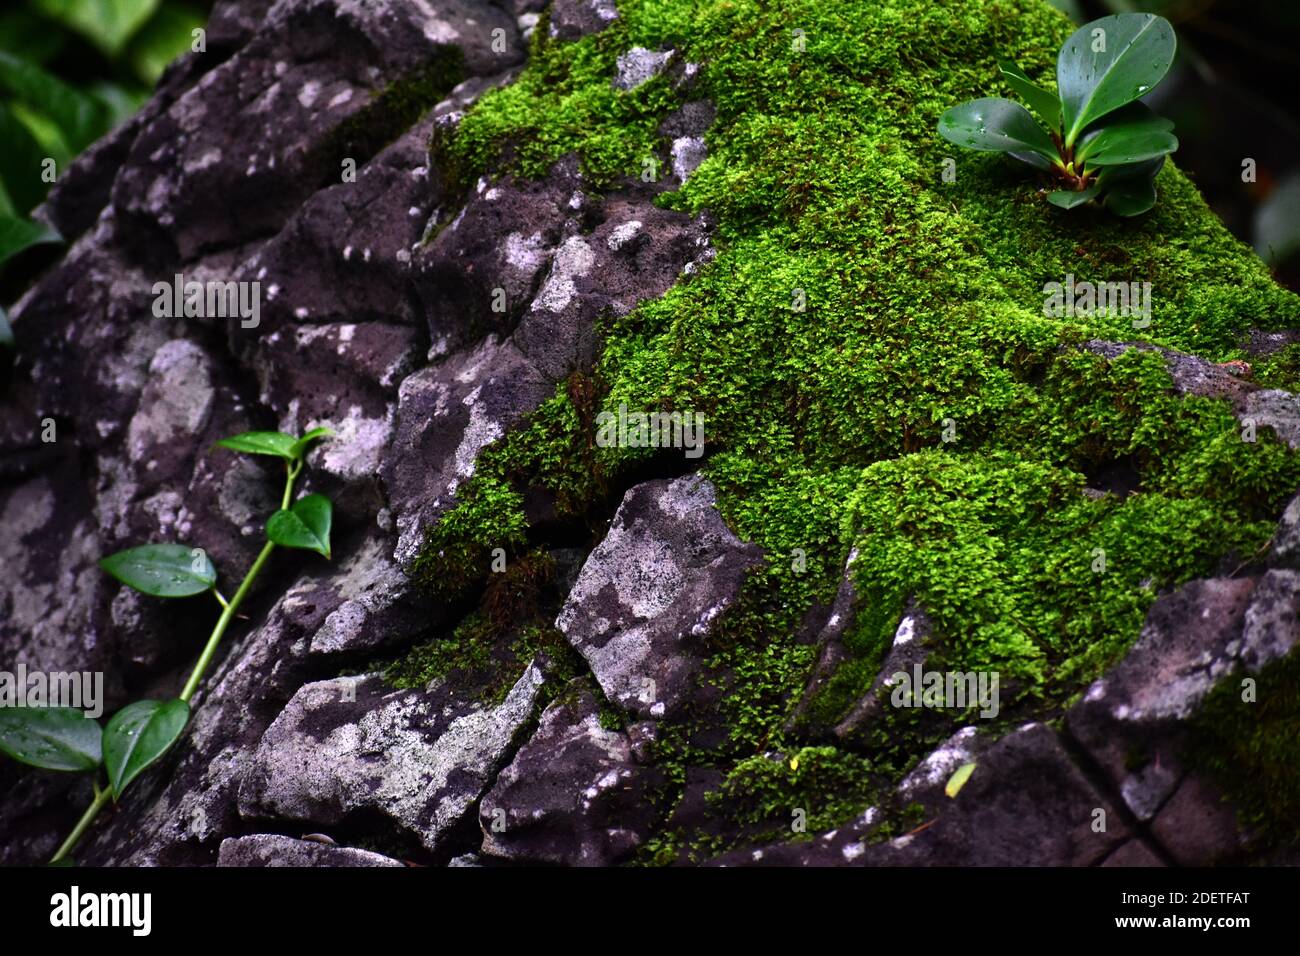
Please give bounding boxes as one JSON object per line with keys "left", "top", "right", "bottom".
{"left": 0, "top": 0, "right": 210, "bottom": 271}
{"left": 1055, "top": 0, "right": 1300, "bottom": 292}
{"left": 0, "top": 0, "right": 1297, "bottom": 293}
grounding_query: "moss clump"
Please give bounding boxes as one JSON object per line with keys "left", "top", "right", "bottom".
{"left": 1187, "top": 650, "right": 1300, "bottom": 849}
{"left": 409, "top": 474, "right": 528, "bottom": 599}
{"left": 388, "top": 549, "right": 586, "bottom": 705}
{"left": 707, "top": 747, "right": 881, "bottom": 841}
{"left": 410, "top": 0, "right": 1300, "bottom": 859}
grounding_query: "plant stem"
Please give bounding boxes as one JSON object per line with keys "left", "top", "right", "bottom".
{"left": 49, "top": 783, "right": 111, "bottom": 864}
{"left": 48, "top": 464, "right": 300, "bottom": 864}
{"left": 179, "top": 539, "right": 275, "bottom": 702}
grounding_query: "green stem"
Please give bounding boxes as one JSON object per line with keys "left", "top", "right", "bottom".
{"left": 49, "top": 463, "right": 300, "bottom": 863}
{"left": 49, "top": 783, "right": 111, "bottom": 864}
{"left": 179, "top": 539, "right": 275, "bottom": 702}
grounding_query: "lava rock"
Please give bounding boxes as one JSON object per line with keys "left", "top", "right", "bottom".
{"left": 217, "top": 833, "right": 404, "bottom": 866}
{"left": 238, "top": 665, "right": 547, "bottom": 855}
{"left": 479, "top": 682, "right": 666, "bottom": 865}
{"left": 556, "top": 475, "right": 764, "bottom": 721}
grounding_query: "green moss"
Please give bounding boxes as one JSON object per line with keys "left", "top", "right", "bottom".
{"left": 1187, "top": 650, "right": 1300, "bottom": 849}
{"left": 409, "top": 474, "right": 528, "bottom": 599}
{"left": 707, "top": 746, "right": 880, "bottom": 841}
{"left": 408, "top": 0, "right": 1300, "bottom": 860}
{"left": 1250, "top": 344, "right": 1300, "bottom": 392}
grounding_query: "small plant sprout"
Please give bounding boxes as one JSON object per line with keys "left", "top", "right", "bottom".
{"left": 938, "top": 13, "right": 1179, "bottom": 216}
{"left": 0, "top": 427, "right": 334, "bottom": 864}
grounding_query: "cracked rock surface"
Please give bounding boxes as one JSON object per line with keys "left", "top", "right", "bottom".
{"left": 3, "top": 0, "right": 1299, "bottom": 870}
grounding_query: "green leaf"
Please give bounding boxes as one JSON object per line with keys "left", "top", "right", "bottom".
{"left": 289, "top": 426, "right": 333, "bottom": 459}
{"left": 266, "top": 494, "right": 332, "bottom": 558}
{"left": 99, "top": 543, "right": 217, "bottom": 597}
{"left": 938, "top": 98, "right": 1058, "bottom": 163}
{"left": 0, "top": 707, "right": 102, "bottom": 771}
{"left": 30, "top": 0, "right": 161, "bottom": 59}
{"left": 0, "top": 101, "right": 52, "bottom": 215}
{"left": 103, "top": 699, "right": 188, "bottom": 798}
{"left": 0, "top": 9, "right": 65, "bottom": 64}
{"left": 1047, "top": 183, "right": 1102, "bottom": 209}
{"left": 1103, "top": 176, "right": 1159, "bottom": 217}
{"left": 0, "top": 305, "right": 13, "bottom": 355}
{"left": 1253, "top": 172, "right": 1300, "bottom": 266}
{"left": 88, "top": 81, "right": 148, "bottom": 128}
{"left": 998, "top": 59, "right": 1061, "bottom": 134}
{"left": 215, "top": 430, "right": 299, "bottom": 460}
{"left": 0, "top": 52, "right": 108, "bottom": 152}
{"left": 1058, "top": 13, "right": 1176, "bottom": 146}
{"left": 128, "top": 5, "right": 204, "bottom": 85}
{"left": 1080, "top": 127, "right": 1176, "bottom": 167}
{"left": 0, "top": 215, "right": 62, "bottom": 269}
{"left": 944, "top": 761, "right": 976, "bottom": 798}
{"left": 1076, "top": 103, "right": 1177, "bottom": 166}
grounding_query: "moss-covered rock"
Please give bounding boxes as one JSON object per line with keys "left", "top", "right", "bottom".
{"left": 406, "top": 0, "right": 1300, "bottom": 860}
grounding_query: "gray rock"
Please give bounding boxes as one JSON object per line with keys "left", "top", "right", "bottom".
{"left": 238, "top": 665, "right": 546, "bottom": 855}
{"left": 834, "top": 603, "right": 935, "bottom": 743}
{"left": 614, "top": 47, "right": 674, "bottom": 91}
{"left": 549, "top": 0, "right": 620, "bottom": 41}
{"left": 1101, "top": 839, "right": 1165, "bottom": 867}
{"left": 556, "top": 475, "right": 764, "bottom": 720}
{"left": 1066, "top": 573, "right": 1299, "bottom": 826}
{"left": 1082, "top": 340, "right": 1254, "bottom": 401}
{"left": 217, "top": 834, "right": 404, "bottom": 867}
{"left": 1270, "top": 491, "right": 1300, "bottom": 568}
{"left": 1148, "top": 774, "right": 1245, "bottom": 865}
{"left": 479, "top": 682, "right": 665, "bottom": 865}
{"left": 1083, "top": 339, "right": 1300, "bottom": 449}
{"left": 1238, "top": 388, "right": 1300, "bottom": 450}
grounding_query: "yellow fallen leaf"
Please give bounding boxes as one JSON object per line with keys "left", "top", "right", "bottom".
{"left": 945, "top": 761, "right": 976, "bottom": 798}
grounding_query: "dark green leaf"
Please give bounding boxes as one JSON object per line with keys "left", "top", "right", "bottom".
{"left": 1103, "top": 176, "right": 1158, "bottom": 217}
{"left": 0, "top": 101, "right": 52, "bottom": 215}
{"left": 29, "top": 0, "right": 160, "bottom": 59}
{"left": 103, "top": 699, "right": 188, "bottom": 798}
{"left": 128, "top": 5, "right": 204, "bottom": 85}
{"left": 1047, "top": 183, "right": 1102, "bottom": 209}
{"left": 998, "top": 59, "right": 1061, "bottom": 134}
{"left": 0, "top": 707, "right": 102, "bottom": 771}
{"left": 215, "top": 430, "right": 299, "bottom": 460}
{"left": 266, "top": 494, "right": 332, "bottom": 558}
{"left": 938, "top": 98, "right": 1058, "bottom": 162}
{"left": 0, "top": 215, "right": 62, "bottom": 269}
{"left": 0, "top": 9, "right": 65, "bottom": 64}
{"left": 1080, "top": 127, "right": 1176, "bottom": 167}
{"left": 1058, "top": 13, "right": 1176, "bottom": 146}
{"left": 88, "top": 81, "right": 148, "bottom": 128}
{"left": 1098, "top": 158, "right": 1164, "bottom": 217}
{"left": 289, "top": 427, "right": 333, "bottom": 459}
{"left": 0, "top": 52, "right": 108, "bottom": 152}
{"left": 99, "top": 543, "right": 216, "bottom": 597}
{"left": 1077, "top": 103, "right": 1177, "bottom": 166}
{"left": 1254, "top": 172, "right": 1300, "bottom": 266}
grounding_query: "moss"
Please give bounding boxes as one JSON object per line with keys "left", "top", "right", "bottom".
{"left": 706, "top": 746, "right": 881, "bottom": 841}
{"left": 408, "top": 0, "right": 1300, "bottom": 859}
{"left": 387, "top": 549, "right": 586, "bottom": 706}
{"left": 1186, "top": 649, "right": 1300, "bottom": 849}
{"left": 1250, "top": 344, "right": 1300, "bottom": 393}
{"left": 409, "top": 474, "right": 528, "bottom": 599}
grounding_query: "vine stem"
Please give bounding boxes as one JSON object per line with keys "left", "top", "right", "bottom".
{"left": 48, "top": 461, "right": 300, "bottom": 864}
